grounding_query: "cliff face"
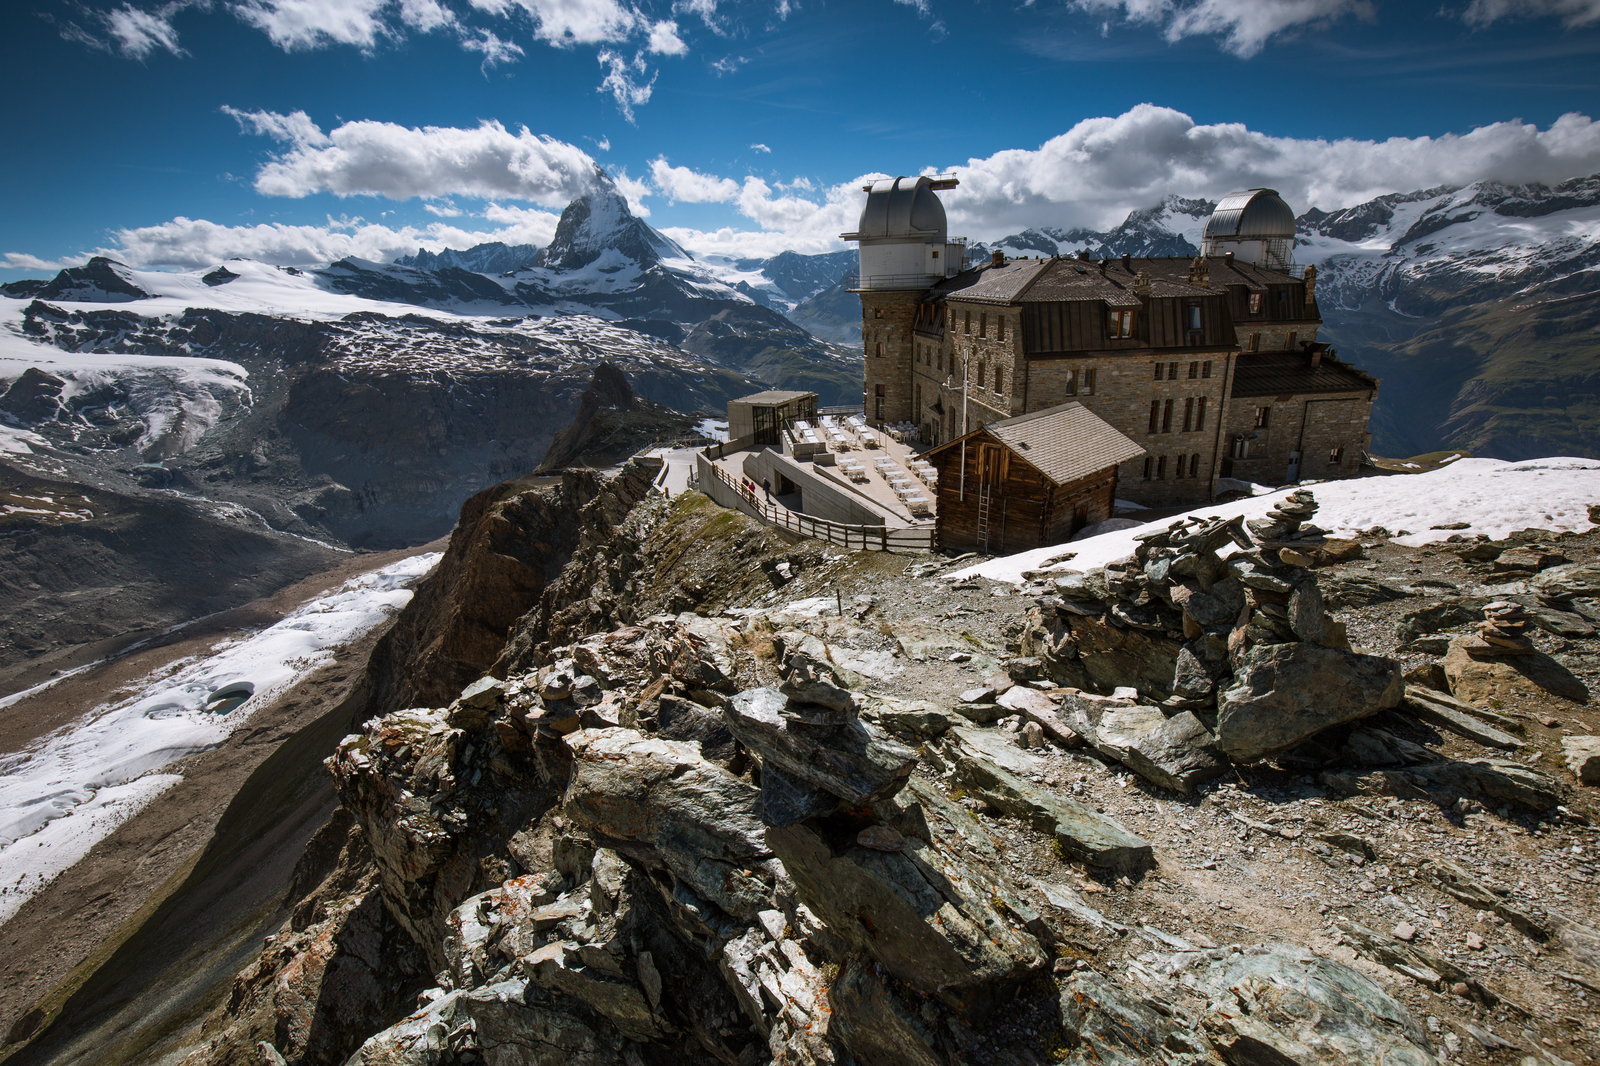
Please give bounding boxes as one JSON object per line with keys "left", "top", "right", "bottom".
{"left": 361, "top": 462, "right": 658, "bottom": 718}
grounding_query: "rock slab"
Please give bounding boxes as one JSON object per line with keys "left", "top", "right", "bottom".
{"left": 1217, "top": 642, "right": 1402, "bottom": 763}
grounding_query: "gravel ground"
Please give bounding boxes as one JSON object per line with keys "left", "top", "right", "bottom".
{"left": 737, "top": 525, "right": 1600, "bottom": 1066}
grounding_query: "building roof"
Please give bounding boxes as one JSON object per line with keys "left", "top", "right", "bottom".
{"left": 1230, "top": 350, "right": 1377, "bottom": 398}
{"left": 928, "top": 254, "right": 1303, "bottom": 306}
{"left": 927, "top": 401, "right": 1146, "bottom": 487}
{"left": 730, "top": 389, "right": 817, "bottom": 405}
{"left": 841, "top": 176, "right": 949, "bottom": 243}
{"left": 1204, "top": 189, "right": 1297, "bottom": 241}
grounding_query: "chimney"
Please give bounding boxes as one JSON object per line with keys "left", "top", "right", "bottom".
{"left": 1077, "top": 249, "right": 1090, "bottom": 260}
{"left": 1121, "top": 253, "right": 1132, "bottom": 273}
{"left": 991, "top": 249, "right": 1005, "bottom": 268}
{"left": 1224, "top": 251, "right": 1234, "bottom": 265}
{"left": 1308, "top": 347, "right": 1323, "bottom": 369}
{"left": 1099, "top": 258, "right": 1109, "bottom": 275}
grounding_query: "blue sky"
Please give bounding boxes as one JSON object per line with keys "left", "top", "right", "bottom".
{"left": 4, "top": 0, "right": 1600, "bottom": 278}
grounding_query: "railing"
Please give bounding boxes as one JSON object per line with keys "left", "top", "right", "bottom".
{"left": 695, "top": 451, "right": 934, "bottom": 552}
{"left": 846, "top": 272, "right": 955, "bottom": 291}
{"left": 632, "top": 435, "right": 720, "bottom": 458}
{"left": 818, "top": 404, "right": 864, "bottom": 417}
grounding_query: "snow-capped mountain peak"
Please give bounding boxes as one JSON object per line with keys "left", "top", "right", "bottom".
{"left": 534, "top": 169, "right": 689, "bottom": 272}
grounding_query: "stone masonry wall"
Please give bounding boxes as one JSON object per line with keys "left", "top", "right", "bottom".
{"left": 1234, "top": 318, "right": 1321, "bottom": 354}
{"left": 1020, "top": 351, "right": 1236, "bottom": 508}
{"left": 860, "top": 291, "right": 920, "bottom": 424}
{"left": 1223, "top": 390, "right": 1375, "bottom": 485}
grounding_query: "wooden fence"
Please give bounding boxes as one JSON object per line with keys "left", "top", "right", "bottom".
{"left": 695, "top": 452, "right": 934, "bottom": 552}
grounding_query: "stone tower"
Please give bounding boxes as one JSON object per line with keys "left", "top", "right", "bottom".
{"left": 841, "top": 175, "right": 964, "bottom": 423}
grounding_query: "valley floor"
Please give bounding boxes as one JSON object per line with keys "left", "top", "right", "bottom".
{"left": 0, "top": 540, "right": 443, "bottom": 1063}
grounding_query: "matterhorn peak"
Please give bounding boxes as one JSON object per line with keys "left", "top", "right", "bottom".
{"left": 534, "top": 167, "right": 689, "bottom": 272}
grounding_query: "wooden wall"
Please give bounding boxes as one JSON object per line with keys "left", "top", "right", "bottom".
{"left": 929, "top": 431, "right": 1119, "bottom": 554}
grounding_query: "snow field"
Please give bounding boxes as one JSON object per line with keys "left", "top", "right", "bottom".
{"left": 954, "top": 457, "right": 1600, "bottom": 585}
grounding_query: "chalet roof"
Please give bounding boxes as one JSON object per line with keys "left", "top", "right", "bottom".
{"left": 1230, "top": 350, "right": 1377, "bottom": 397}
{"left": 927, "top": 402, "right": 1146, "bottom": 487}
{"left": 928, "top": 255, "right": 1303, "bottom": 307}
{"left": 730, "top": 389, "right": 817, "bottom": 405}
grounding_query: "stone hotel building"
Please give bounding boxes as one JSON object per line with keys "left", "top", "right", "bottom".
{"left": 845, "top": 178, "right": 1379, "bottom": 508}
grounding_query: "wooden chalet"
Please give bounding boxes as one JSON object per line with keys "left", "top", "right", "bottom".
{"left": 924, "top": 401, "right": 1145, "bottom": 554}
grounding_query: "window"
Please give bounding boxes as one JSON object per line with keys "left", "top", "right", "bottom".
{"left": 1161, "top": 399, "right": 1174, "bottom": 433}
{"left": 1254, "top": 406, "right": 1270, "bottom": 429}
{"left": 1248, "top": 292, "right": 1263, "bottom": 314}
{"left": 875, "top": 342, "right": 883, "bottom": 357}
{"left": 1329, "top": 445, "right": 1344, "bottom": 465}
{"left": 1182, "top": 397, "right": 1194, "bottom": 433}
{"left": 1187, "top": 305, "right": 1202, "bottom": 331}
{"left": 1189, "top": 454, "right": 1200, "bottom": 478}
{"left": 1201, "top": 360, "right": 1212, "bottom": 378}
{"left": 1143, "top": 457, "right": 1153, "bottom": 480}
{"left": 1082, "top": 368, "right": 1096, "bottom": 395}
{"left": 979, "top": 313, "right": 987, "bottom": 338}
{"left": 1148, "top": 400, "right": 1160, "bottom": 434}
{"left": 1109, "top": 310, "right": 1133, "bottom": 338}
{"left": 998, "top": 315, "right": 1006, "bottom": 341}
{"left": 1067, "top": 369, "right": 1078, "bottom": 396}
{"left": 1167, "top": 362, "right": 1179, "bottom": 381}
{"left": 964, "top": 310, "right": 972, "bottom": 333}
{"left": 1188, "top": 361, "right": 1199, "bottom": 379}
{"left": 1195, "top": 396, "right": 1206, "bottom": 432}
{"left": 977, "top": 361, "right": 986, "bottom": 389}
{"left": 1248, "top": 333, "right": 1261, "bottom": 352}
{"left": 1156, "top": 455, "right": 1167, "bottom": 479}
{"left": 1153, "top": 362, "right": 1164, "bottom": 382}
{"left": 1286, "top": 331, "right": 1298, "bottom": 350}
{"left": 875, "top": 383, "right": 886, "bottom": 396}
{"left": 996, "top": 367, "right": 1005, "bottom": 394}
{"left": 1173, "top": 455, "right": 1184, "bottom": 479}
{"left": 874, "top": 308, "right": 885, "bottom": 320}
{"left": 931, "top": 249, "right": 938, "bottom": 259}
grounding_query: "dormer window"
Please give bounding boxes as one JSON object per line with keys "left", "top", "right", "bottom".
{"left": 1187, "top": 305, "right": 1202, "bottom": 331}
{"left": 1248, "top": 292, "right": 1263, "bottom": 314}
{"left": 1108, "top": 310, "right": 1133, "bottom": 338}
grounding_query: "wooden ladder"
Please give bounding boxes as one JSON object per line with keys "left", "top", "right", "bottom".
{"left": 976, "top": 489, "right": 993, "bottom": 554}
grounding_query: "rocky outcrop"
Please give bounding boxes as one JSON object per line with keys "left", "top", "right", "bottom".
{"left": 1217, "top": 642, "right": 1402, "bottom": 763}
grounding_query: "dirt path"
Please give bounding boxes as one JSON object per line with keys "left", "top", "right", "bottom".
{"left": 0, "top": 541, "right": 443, "bottom": 1066}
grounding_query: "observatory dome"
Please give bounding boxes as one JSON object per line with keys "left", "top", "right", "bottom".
{"left": 851, "top": 176, "right": 948, "bottom": 243}
{"left": 1203, "top": 189, "right": 1297, "bottom": 241}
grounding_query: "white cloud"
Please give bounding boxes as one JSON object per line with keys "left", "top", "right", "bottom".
{"left": 750, "top": 142, "right": 771, "bottom": 153}
{"left": 1462, "top": 0, "right": 1600, "bottom": 25}
{"left": 460, "top": 26, "right": 525, "bottom": 67}
{"left": 650, "top": 157, "right": 742, "bottom": 202}
{"left": 221, "top": 105, "right": 331, "bottom": 146}
{"left": 1073, "top": 0, "right": 1375, "bottom": 57}
{"left": 67, "top": 211, "right": 565, "bottom": 271}
{"left": 104, "top": 1, "right": 191, "bottom": 58}
{"left": 476, "top": 0, "right": 644, "bottom": 45}
{"left": 592, "top": 136, "right": 611, "bottom": 151}
{"left": 609, "top": 168, "right": 654, "bottom": 214}
{"left": 646, "top": 18, "right": 688, "bottom": 53}
{"left": 232, "top": 0, "right": 393, "bottom": 50}
{"left": 227, "top": 111, "right": 602, "bottom": 204}
{"left": 894, "top": 0, "right": 930, "bottom": 13}
{"left": 396, "top": 0, "right": 456, "bottom": 30}
{"left": 2, "top": 252, "right": 91, "bottom": 272}
{"left": 423, "top": 200, "right": 463, "bottom": 216}
{"left": 597, "top": 50, "right": 656, "bottom": 122}
{"left": 710, "top": 54, "right": 745, "bottom": 73}
{"left": 939, "top": 104, "right": 1600, "bottom": 234}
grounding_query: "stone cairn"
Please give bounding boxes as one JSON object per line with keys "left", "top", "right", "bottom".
{"left": 1467, "top": 600, "right": 1536, "bottom": 656}
{"left": 1244, "top": 488, "right": 1327, "bottom": 565}
{"left": 1039, "top": 491, "right": 1346, "bottom": 714}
